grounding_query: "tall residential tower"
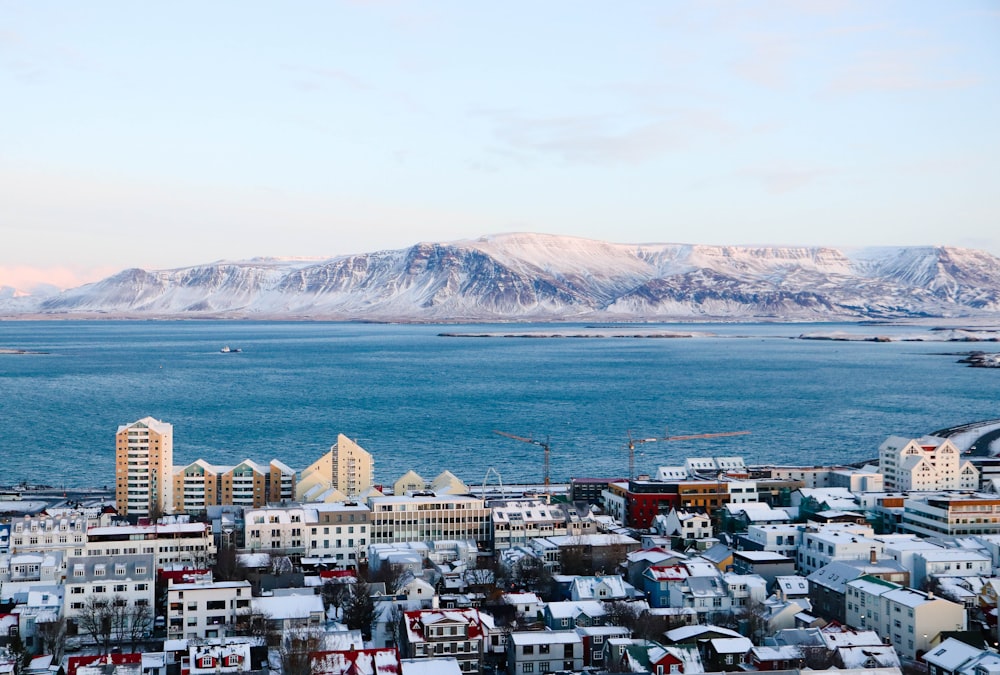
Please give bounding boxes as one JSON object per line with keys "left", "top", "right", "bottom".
{"left": 115, "top": 417, "right": 174, "bottom": 518}
{"left": 296, "top": 434, "right": 374, "bottom": 501}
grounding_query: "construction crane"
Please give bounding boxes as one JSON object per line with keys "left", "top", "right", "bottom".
{"left": 494, "top": 430, "right": 551, "bottom": 490}
{"left": 626, "top": 428, "right": 751, "bottom": 480}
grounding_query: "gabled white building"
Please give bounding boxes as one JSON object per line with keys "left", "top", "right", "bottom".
{"left": 878, "top": 436, "right": 979, "bottom": 492}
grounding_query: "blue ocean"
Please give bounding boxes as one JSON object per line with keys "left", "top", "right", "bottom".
{"left": 1, "top": 321, "right": 998, "bottom": 489}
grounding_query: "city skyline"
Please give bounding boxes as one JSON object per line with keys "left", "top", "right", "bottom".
{"left": 2, "top": 1, "right": 998, "bottom": 291}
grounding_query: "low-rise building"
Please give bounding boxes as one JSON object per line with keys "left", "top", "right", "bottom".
{"left": 899, "top": 493, "right": 1000, "bottom": 537}
{"left": 845, "top": 575, "right": 966, "bottom": 660}
{"left": 506, "top": 630, "right": 583, "bottom": 675}
{"left": 64, "top": 554, "right": 155, "bottom": 636}
{"left": 490, "top": 499, "right": 595, "bottom": 551}
{"left": 166, "top": 580, "right": 252, "bottom": 640}
{"left": 879, "top": 436, "right": 978, "bottom": 492}
{"left": 244, "top": 502, "right": 371, "bottom": 566}
{"left": 85, "top": 519, "right": 216, "bottom": 571}
{"left": 796, "top": 524, "right": 881, "bottom": 575}
{"left": 398, "top": 608, "right": 487, "bottom": 674}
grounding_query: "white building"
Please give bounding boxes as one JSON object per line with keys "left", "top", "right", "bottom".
{"left": 911, "top": 549, "right": 992, "bottom": 589}
{"left": 85, "top": 519, "right": 216, "bottom": 571}
{"left": 166, "top": 580, "right": 252, "bottom": 640}
{"left": 64, "top": 554, "right": 156, "bottom": 637}
{"left": 899, "top": 493, "right": 1000, "bottom": 537}
{"left": 845, "top": 575, "right": 966, "bottom": 660}
{"left": 744, "top": 524, "right": 801, "bottom": 559}
{"left": 878, "top": 436, "right": 979, "bottom": 492}
{"left": 507, "top": 630, "right": 584, "bottom": 675}
{"left": 244, "top": 502, "right": 371, "bottom": 567}
{"left": 797, "top": 524, "right": 881, "bottom": 576}
{"left": 368, "top": 494, "right": 490, "bottom": 547}
{"left": 654, "top": 509, "right": 713, "bottom": 543}
{"left": 491, "top": 500, "right": 594, "bottom": 551}
{"left": 7, "top": 512, "right": 97, "bottom": 557}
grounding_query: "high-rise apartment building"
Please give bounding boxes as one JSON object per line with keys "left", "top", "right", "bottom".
{"left": 116, "top": 417, "right": 174, "bottom": 518}
{"left": 297, "top": 434, "right": 374, "bottom": 501}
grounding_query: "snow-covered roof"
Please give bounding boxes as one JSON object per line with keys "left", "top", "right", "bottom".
{"left": 252, "top": 593, "right": 323, "bottom": 620}
{"left": 509, "top": 630, "right": 581, "bottom": 645}
{"left": 837, "top": 645, "right": 901, "bottom": 669}
{"left": 752, "top": 645, "right": 803, "bottom": 661}
{"left": 665, "top": 624, "right": 741, "bottom": 642}
{"left": 400, "top": 657, "right": 461, "bottom": 675}
{"left": 923, "top": 638, "right": 984, "bottom": 672}
{"left": 710, "top": 637, "right": 753, "bottom": 653}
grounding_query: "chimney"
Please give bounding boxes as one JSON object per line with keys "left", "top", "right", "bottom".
{"left": 869, "top": 547, "right": 877, "bottom": 564}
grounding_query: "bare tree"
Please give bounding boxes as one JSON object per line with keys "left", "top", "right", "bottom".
{"left": 463, "top": 567, "right": 496, "bottom": 593}
{"left": 214, "top": 545, "right": 246, "bottom": 581}
{"left": 512, "top": 556, "right": 554, "bottom": 599}
{"left": 281, "top": 628, "right": 324, "bottom": 675}
{"left": 234, "top": 607, "right": 273, "bottom": 641}
{"left": 110, "top": 595, "right": 131, "bottom": 646}
{"left": 36, "top": 617, "right": 67, "bottom": 662}
{"left": 271, "top": 555, "right": 294, "bottom": 576}
{"left": 343, "top": 578, "right": 377, "bottom": 641}
{"left": 735, "top": 598, "right": 769, "bottom": 644}
{"left": 76, "top": 596, "right": 114, "bottom": 654}
{"left": 603, "top": 600, "right": 640, "bottom": 633}
{"left": 370, "top": 563, "right": 409, "bottom": 594}
{"left": 384, "top": 603, "right": 404, "bottom": 648}
{"left": 124, "top": 601, "right": 154, "bottom": 651}
{"left": 321, "top": 580, "right": 353, "bottom": 620}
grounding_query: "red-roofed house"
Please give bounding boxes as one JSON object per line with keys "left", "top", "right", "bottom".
{"left": 310, "top": 648, "right": 400, "bottom": 675}
{"left": 399, "top": 608, "right": 486, "bottom": 674}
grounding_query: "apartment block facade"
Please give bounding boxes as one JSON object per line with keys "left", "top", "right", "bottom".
{"left": 172, "top": 459, "right": 296, "bottom": 514}
{"left": 166, "top": 580, "right": 252, "bottom": 640}
{"left": 116, "top": 417, "right": 174, "bottom": 518}
{"left": 244, "top": 502, "right": 371, "bottom": 566}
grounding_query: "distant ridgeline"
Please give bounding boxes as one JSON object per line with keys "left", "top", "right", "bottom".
{"left": 4, "top": 234, "right": 1000, "bottom": 320}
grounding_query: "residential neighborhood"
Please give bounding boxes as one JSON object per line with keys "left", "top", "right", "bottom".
{"left": 5, "top": 419, "right": 1000, "bottom": 675}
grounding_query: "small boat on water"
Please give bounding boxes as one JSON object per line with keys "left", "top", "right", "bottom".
{"left": 220, "top": 346, "right": 242, "bottom": 353}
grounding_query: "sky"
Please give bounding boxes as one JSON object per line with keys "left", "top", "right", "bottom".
{"left": 1, "top": 1, "right": 998, "bottom": 290}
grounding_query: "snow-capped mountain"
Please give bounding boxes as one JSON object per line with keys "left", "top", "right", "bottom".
{"left": 7, "top": 234, "right": 1000, "bottom": 320}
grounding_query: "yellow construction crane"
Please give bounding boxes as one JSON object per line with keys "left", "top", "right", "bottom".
{"left": 626, "top": 428, "right": 751, "bottom": 480}
{"left": 494, "top": 430, "right": 551, "bottom": 489}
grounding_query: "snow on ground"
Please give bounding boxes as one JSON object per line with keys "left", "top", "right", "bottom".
{"left": 944, "top": 421, "right": 1000, "bottom": 454}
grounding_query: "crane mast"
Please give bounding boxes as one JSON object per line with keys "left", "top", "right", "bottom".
{"left": 493, "top": 430, "right": 550, "bottom": 489}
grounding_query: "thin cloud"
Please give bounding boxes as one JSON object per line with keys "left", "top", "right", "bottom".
{"left": 737, "top": 165, "right": 835, "bottom": 194}
{"left": 280, "top": 63, "right": 372, "bottom": 91}
{"left": 481, "top": 108, "right": 732, "bottom": 166}
{"left": 734, "top": 35, "right": 798, "bottom": 90}
{"left": 827, "top": 48, "right": 981, "bottom": 95}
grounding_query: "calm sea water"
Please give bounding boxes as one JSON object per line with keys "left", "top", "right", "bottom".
{"left": 1, "top": 321, "right": 998, "bottom": 489}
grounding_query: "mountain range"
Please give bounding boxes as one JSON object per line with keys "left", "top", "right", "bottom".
{"left": 5, "top": 233, "right": 1000, "bottom": 321}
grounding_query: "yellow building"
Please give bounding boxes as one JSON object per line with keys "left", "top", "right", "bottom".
{"left": 297, "top": 434, "right": 374, "bottom": 501}
{"left": 115, "top": 417, "right": 174, "bottom": 518}
{"left": 172, "top": 458, "right": 297, "bottom": 514}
